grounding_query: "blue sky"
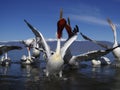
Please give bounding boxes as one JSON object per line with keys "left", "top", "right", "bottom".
{"left": 0, "top": 0, "right": 120, "bottom": 43}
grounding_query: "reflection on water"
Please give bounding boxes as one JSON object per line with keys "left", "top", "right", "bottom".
{"left": 80, "top": 65, "right": 115, "bottom": 82}
{"left": 0, "top": 62, "right": 120, "bottom": 90}
{"left": 21, "top": 64, "right": 41, "bottom": 82}
{"left": 0, "top": 65, "right": 9, "bottom": 75}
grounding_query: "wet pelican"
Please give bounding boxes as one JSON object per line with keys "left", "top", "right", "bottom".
{"left": 24, "top": 10, "right": 79, "bottom": 77}
{"left": 80, "top": 19, "right": 120, "bottom": 66}
{"left": 24, "top": 9, "right": 117, "bottom": 75}
{"left": 21, "top": 38, "right": 35, "bottom": 64}
{"left": 107, "top": 18, "right": 120, "bottom": 61}
{"left": 80, "top": 33, "right": 111, "bottom": 66}
{"left": 0, "top": 45, "right": 22, "bottom": 65}
{"left": 63, "top": 18, "right": 115, "bottom": 67}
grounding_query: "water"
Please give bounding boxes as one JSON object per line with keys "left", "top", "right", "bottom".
{"left": 0, "top": 41, "right": 119, "bottom": 90}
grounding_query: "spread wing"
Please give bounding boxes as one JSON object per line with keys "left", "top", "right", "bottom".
{"left": 61, "top": 24, "right": 79, "bottom": 58}
{"left": 70, "top": 45, "right": 119, "bottom": 62}
{"left": 24, "top": 20, "right": 51, "bottom": 58}
{"left": 61, "top": 17, "right": 79, "bottom": 59}
{"left": 80, "top": 32, "right": 109, "bottom": 49}
{"left": 61, "top": 33, "right": 78, "bottom": 58}
{"left": 0, "top": 45, "right": 22, "bottom": 55}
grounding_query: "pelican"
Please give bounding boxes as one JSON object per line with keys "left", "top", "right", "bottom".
{"left": 80, "top": 32, "right": 112, "bottom": 65}
{"left": 80, "top": 19, "right": 120, "bottom": 66}
{"left": 0, "top": 45, "right": 22, "bottom": 65}
{"left": 24, "top": 9, "right": 118, "bottom": 75}
{"left": 107, "top": 18, "right": 120, "bottom": 61}
{"left": 24, "top": 10, "right": 79, "bottom": 77}
{"left": 24, "top": 18, "right": 119, "bottom": 71}
{"left": 63, "top": 18, "right": 115, "bottom": 67}
{"left": 21, "top": 38, "right": 35, "bottom": 64}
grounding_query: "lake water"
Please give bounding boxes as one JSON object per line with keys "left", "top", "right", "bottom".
{"left": 0, "top": 41, "right": 120, "bottom": 90}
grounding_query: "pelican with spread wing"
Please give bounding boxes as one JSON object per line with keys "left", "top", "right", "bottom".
{"left": 24, "top": 10, "right": 119, "bottom": 71}
{"left": 24, "top": 15, "right": 79, "bottom": 77}
{"left": 80, "top": 18, "right": 120, "bottom": 65}
{"left": 107, "top": 18, "right": 120, "bottom": 61}
{"left": 0, "top": 45, "right": 22, "bottom": 65}
{"left": 63, "top": 18, "right": 116, "bottom": 67}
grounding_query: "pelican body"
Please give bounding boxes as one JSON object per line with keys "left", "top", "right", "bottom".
{"left": 46, "top": 38, "right": 64, "bottom": 77}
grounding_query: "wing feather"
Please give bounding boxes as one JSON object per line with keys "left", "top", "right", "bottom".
{"left": 70, "top": 45, "right": 119, "bottom": 62}
{"left": 61, "top": 34, "right": 78, "bottom": 58}
{"left": 80, "top": 32, "right": 109, "bottom": 49}
{"left": 24, "top": 20, "right": 51, "bottom": 58}
{"left": 0, "top": 45, "right": 22, "bottom": 55}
